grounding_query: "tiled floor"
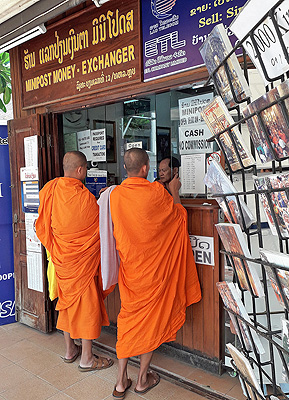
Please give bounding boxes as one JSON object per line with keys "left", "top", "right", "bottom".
{"left": 0, "top": 322, "right": 245, "bottom": 400}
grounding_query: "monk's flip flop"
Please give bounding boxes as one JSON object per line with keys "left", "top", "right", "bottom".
{"left": 112, "top": 378, "right": 132, "bottom": 399}
{"left": 78, "top": 355, "right": 114, "bottom": 372}
{"left": 63, "top": 345, "right": 82, "bottom": 363}
{"left": 134, "top": 371, "right": 160, "bottom": 394}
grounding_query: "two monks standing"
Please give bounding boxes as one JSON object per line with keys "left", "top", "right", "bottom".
{"left": 36, "top": 151, "right": 113, "bottom": 371}
{"left": 36, "top": 148, "right": 201, "bottom": 398}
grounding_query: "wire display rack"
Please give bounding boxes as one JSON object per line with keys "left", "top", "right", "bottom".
{"left": 203, "top": 1, "right": 289, "bottom": 398}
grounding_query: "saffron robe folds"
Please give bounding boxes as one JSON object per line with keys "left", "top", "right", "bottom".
{"left": 36, "top": 177, "right": 109, "bottom": 339}
{"left": 110, "top": 177, "right": 201, "bottom": 359}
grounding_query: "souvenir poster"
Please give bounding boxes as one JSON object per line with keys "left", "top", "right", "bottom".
{"left": 282, "top": 318, "right": 289, "bottom": 382}
{"left": 217, "top": 281, "right": 265, "bottom": 354}
{"left": 242, "top": 105, "right": 274, "bottom": 164}
{"left": 178, "top": 92, "right": 214, "bottom": 154}
{"left": 204, "top": 160, "right": 255, "bottom": 229}
{"left": 216, "top": 223, "right": 264, "bottom": 297}
{"left": 202, "top": 96, "right": 255, "bottom": 171}
{"left": 260, "top": 249, "right": 289, "bottom": 309}
{"left": 266, "top": 172, "right": 289, "bottom": 238}
{"left": 230, "top": 0, "right": 289, "bottom": 83}
{"left": 227, "top": 343, "right": 264, "bottom": 399}
{"left": 244, "top": 80, "right": 289, "bottom": 161}
{"left": 253, "top": 176, "right": 277, "bottom": 236}
{"left": 199, "top": 24, "right": 251, "bottom": 108}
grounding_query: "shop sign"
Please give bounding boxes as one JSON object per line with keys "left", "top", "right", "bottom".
{"left": 178, "top": 92, "right": 214, "bottom": 154}
{"left": 20, "top": 0, "right": 141, "bottom": 108}
{"left": 142, "top": 0, "right": 247, "bottom": 81}
{"left": 189, "top": 235, "right": 215, "bottom": 266}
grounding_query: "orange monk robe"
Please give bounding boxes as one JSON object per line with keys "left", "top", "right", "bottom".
{"left": 110, "top": 177, "right": 201, "bottom": 359}
{"left": 36, "top": 177, "right": 110, "bottom": 340}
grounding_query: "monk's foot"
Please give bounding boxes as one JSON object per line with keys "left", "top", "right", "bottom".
{"left": 78, "top": 355, "right": 114, "bottom": 371}
{"left": 134, "top": 371, "right": 160, "bottom": 394}
{"left": 63, "top": 345, "right": 81, "bottom": 363}
{"left": 114, "top": 377, "right": 132, "bottom": 393}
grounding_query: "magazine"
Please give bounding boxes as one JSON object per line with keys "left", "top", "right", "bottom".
{"left": 201, "top": 96, "right": 255, "bottom": 171}
{"left": 243, "top": 79, "right": 289, "bottom": 161}
{"left": 259, "top": 249, "right": 289, "bottom": 309}
{"left": 230, "top": 0, "right": 289, "bottom": 84}
{"left": 216, "top": 223, "right": 264, "bottom": 297}
{"left": 199, "top": 23, "right": 251, "bottom": 108}
{"left": 204, "top": 160, "right": 255, "bottom": 229}
{"left": 282, "top": 318, "right": 289, "bottom": 383}
{"left": 217, "top": 281, "right": 265, "bottom": 354}
{"left": 243, "top": 105, "right": 274, "bottom": 164}
{"left": 253, "top": 176, "right": 277, "bottom": 236}
{"left": 226, "top": 343, "right": 264, "bottom": 399}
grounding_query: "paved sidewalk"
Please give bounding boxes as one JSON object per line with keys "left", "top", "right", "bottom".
{"left": 0, "top": 322, "right": 244, "bottom": 400}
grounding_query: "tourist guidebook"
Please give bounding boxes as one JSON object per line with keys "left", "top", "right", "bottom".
{"left": 253, "top": 176, "right": 277, "bottom": 236}
{"left": 243, "top": 79, "right": 289, "bottom": 161}
{"left": 259, "top": 249, "right": 289, "bottom": 309}
{"left": 216, "top": 223, "right": 264, "bottom": 298}
{"left": 199, "top": 24, "right": 251, "bottom": 108}
{"left": 255, "top": 172, "right": 289, "bottom": 238}
{"left": 217, "top": 281, "right": 265, "bottom": 354}
{"left": 204, "top": 160, "right": 255, "bottom": 229}
{"left": 243, "top": 105, "right": 274, "bottom": 164}
{"left": 201, "top": 96, "right": 255, "bottom": 172}
{"left": 230, "top": 0, "right": 289, "bottom": 84}
{"left": 282, "top": 318, "right": 289, "bottom": 382}
{"left": 226, "top": 343, "right": 264, "bottom": 398}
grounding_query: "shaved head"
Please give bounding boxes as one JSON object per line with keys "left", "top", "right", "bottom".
{"left": 63, "top": 151, "right": 87, "bottom": 172}
{"left": 124, "top": 148, "right": 149, "bottom": 176}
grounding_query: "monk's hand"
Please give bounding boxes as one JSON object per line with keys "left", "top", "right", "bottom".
{"left": 99, "top": 187, "right": 108, "bottom": 196}
{"left": 169, "top": 173, "right": 181, "bottom": 194}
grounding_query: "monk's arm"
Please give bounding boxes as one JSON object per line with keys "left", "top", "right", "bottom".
{"left": 168, "top": 174, "right": 181, "bottom": 204}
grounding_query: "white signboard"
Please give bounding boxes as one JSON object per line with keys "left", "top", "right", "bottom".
{"left": 178, "top": 92, "right": 214, "bottom": 155}
{"left": 77, "top": 130, "right": 93, "bottom": 161}
{"left": 180, "top": 154, "right": 206, "bottom": 194}
{"left": 189, "top": 235, "right": 215, "bottom": 266}
{"left": 230, "top": 0, "right": 289, "bottom": 82}
{"left": 125, "top": 141, "right": 143, "bottom": 150}
{"left": 27, "top": 251, "right": 43, "bottom": 292}
{"left": 25, "top": 213, "right": 41, "bottom": 253}
{"left": 24, "top": 135, "right": 38, "bottom": 168}
{"left": 91, "top": 128, "right": 106, "bottom": 162}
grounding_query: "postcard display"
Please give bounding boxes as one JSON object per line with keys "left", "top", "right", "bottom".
{"left": 201, "top": 1, "right": 289, "bottom": 399}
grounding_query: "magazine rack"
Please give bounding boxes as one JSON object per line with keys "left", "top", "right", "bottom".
{"left": 203, "top": 0, "right": 289, "bottom": 398}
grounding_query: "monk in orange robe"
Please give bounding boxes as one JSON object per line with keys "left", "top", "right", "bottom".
{"left": 36, "top": 151, "right": 113, "bottom": 371}
{"left": 110, "top": 148, "right": 201, "bottom": 398}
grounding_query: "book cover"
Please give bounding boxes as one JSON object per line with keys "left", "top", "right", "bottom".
{"left": 282, "top": 318, "right": 289, "bottom": 383}
{"left": 216, "top": 223, "right": 264, "bottom": 297}
{"left": 243, "top": 105, "right": 274, "bottom": 164}
{"left": 253, "top": 176, "right": 277, "bottom": 236}
{"left": 244, "top": 79, "right": 289, "bottom": 161}
{"left": 202, "top": 96, "right": 255, "bottom": 171}
{"left": 204, "top": 160, "right": 255, "bottom": 229}
{"left": 199, "top": 23, "right": 251, "bottom": 108}
{"left": 266, "top": 172, "right": 289, "bottom": 238}
{"left": 226, "top": 342, "right": 264, "bottom": 399}
{"left": 217, "top": 281, "right": 265, "bottom": 354}
{"left": 259, "top": 249, "right": 289, "bottom": 309}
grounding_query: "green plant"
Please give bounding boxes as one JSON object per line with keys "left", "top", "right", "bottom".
{"left": 0, "top": 52, "right": 11, "bottom": 113}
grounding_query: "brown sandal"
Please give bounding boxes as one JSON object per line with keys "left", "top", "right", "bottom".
{"left": 63, "top": 345, "right": 82, "bottom": 363}
{"left": 112, "top": 378, "right": 132, "bottom": 399}
{"left": 78, "top": 355, "right": 114, "bottom": 372}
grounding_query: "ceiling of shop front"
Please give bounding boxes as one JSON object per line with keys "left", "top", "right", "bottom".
{"left": 0, "top": 0, "right": 41, "bottom": 25}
